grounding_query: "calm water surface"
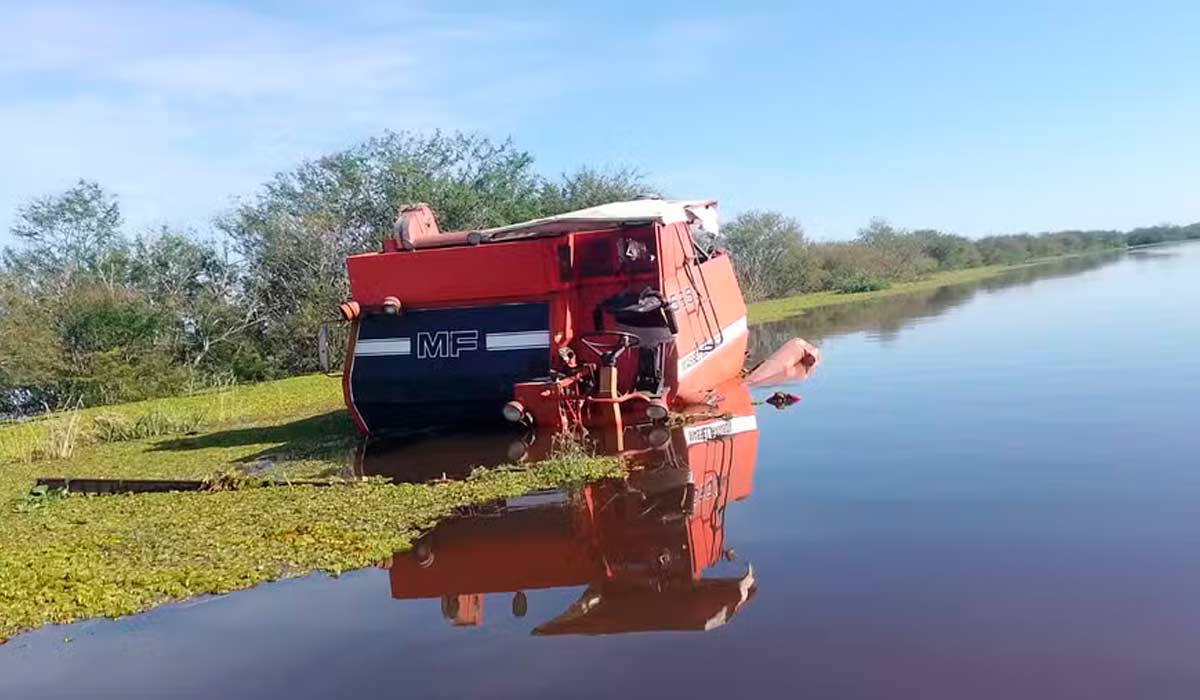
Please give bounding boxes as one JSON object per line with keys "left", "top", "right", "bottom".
{"left": 4, "top": 245, "right": 1199, "bottom": 699}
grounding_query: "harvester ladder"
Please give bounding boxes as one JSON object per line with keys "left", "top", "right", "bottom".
{"left": 710, "top": 428, "right": 735, "bottom": 532}
{"left": 673, "top": 226, "right": 724, "bottom": 354}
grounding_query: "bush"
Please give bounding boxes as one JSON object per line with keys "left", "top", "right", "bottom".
{"left": 910, "top": 229, "right": 983, "bottom": 269}
{"left": 91, "top": 410, "right": 206, "bottom": 442}
{"left": 719, "top": 211, "right": 813, "bottom": 300}
{"left": 856, "top": 218, "right": 939, "bottom": 280}
{"left": 810, "top": 241, "right": 894, "bottom": 290}
{"left": 0, "top": 284, "right": 65, "bottom": 414}
{"left": 833, "top": 274, "right": 890, "bottom": 294}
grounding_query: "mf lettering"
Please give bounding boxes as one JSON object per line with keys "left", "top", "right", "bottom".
{"left": 416, "top": 330, "right": 478, "bottom": 359}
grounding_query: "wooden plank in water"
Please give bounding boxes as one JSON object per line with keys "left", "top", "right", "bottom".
{"left": 34, "top": 477, "right": 336, "bottom": 495}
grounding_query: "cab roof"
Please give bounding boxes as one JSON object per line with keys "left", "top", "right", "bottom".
{"left": 478, "top": 198, "right": 719, "bottom": 242}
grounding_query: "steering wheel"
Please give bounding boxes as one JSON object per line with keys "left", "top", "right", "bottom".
{"left": 578, "top": 331, "right": 641, "bottom": 365}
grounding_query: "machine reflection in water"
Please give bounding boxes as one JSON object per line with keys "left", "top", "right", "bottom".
{"left": 362, "top": 377, "right": 769, "bottom": 635}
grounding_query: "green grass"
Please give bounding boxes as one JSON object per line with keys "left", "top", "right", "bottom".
{"left": 0, "top": 375, "right": 621, "bottom": 642}
{"left": 0, "top": 374, "right": 346, "bottom": 463}
{"left": 748, "top": 262, "right": 1062, "bottom": 324}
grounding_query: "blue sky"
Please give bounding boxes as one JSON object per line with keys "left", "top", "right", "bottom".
{"left": 2, "top": 0, "right": 1198, "bottom": 242}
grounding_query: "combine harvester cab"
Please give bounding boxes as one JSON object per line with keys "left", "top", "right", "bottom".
{"left": 341, "top": 199, "right": 748, "bottom": 436}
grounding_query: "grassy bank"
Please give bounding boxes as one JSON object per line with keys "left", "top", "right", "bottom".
{"left": 746, "top": 257, "right": 1092, "bottom": 325}
{"left": 0, "top": 376, "right": 620, "bottom": 642}
{"left": 0, "top": 374, "right": 348, "bottom": 464}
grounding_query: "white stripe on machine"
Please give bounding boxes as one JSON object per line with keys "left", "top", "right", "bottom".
{"left": 355, "top": 338, "right": 412, "bottom": 356}
{"left": 355, "top": 331, "right": 550, "bottom": 356}
{"left": 485, "top": 330, "right": 551, "bottom": 351}
{"left": 684, "top": 414, "right": 758, "bottom": 445}
{"left": 677, "top": 316, "right": 748, "bottom": 377}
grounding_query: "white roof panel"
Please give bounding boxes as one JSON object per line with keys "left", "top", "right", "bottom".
{"left": 479, "top": 199, "right": 718, "bottom": 240}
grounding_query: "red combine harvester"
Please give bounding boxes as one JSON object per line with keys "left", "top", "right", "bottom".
{"left": 339, "top": 199, "right": 754, "bottom": 436}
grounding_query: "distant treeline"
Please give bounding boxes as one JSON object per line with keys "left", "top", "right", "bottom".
{"left": 718, "top": 213, "right": 1200, "bottom": 301}
{"left": 2, "top": 130, "right": 1197, "bottom": 413}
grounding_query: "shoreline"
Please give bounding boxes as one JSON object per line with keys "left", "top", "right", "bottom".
{"left": 0, "top": 375, "right": 621, "bottom": 643}
{"left": 746, "top": 250, "right": 1124, "bottom": 325}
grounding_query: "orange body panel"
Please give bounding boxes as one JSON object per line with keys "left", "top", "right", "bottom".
{"left": 346, "top": 237, "right": 563, "bottom": 307}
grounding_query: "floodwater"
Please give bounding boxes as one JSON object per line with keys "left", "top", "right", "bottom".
{"left": 4, "top": 244, "right": 1200, "bottom": 699}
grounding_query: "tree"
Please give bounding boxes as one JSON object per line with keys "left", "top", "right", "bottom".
{"left": 126, "top": 230, "right": 261, "bottom": 373}
{"left": 535, "top": 166, "right": 654, "bottom": 215}
{"left": 910, "top": 229, "right": 983, "bottom": 269}
{"left": 5, "top": 180, "right": 125, "bottom": 293}
{"left": 856, "top": 218, "right": 937, "bottom": 280}
{"left": 719, "top": 211, "right": 814, "bottom": 300}
{"left": 42, "top": 283, "right": 189, "bottom": 405}
{"left": 0, "top": 276, "right": 66, "bottom": 412}
{"left": 0, "top": 181, "right": 271, "bottom": 407}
